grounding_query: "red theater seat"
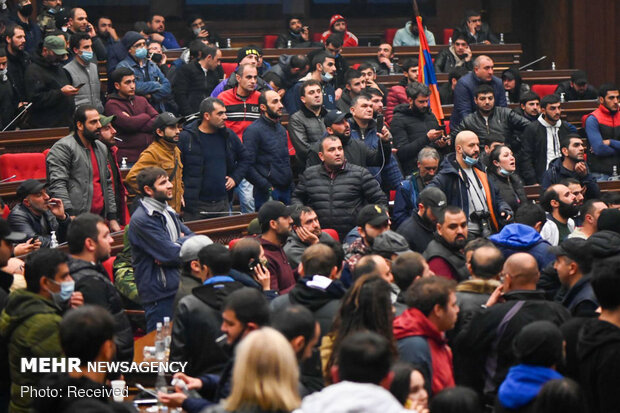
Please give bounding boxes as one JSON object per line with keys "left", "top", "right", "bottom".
{"left": 229, "top": 238, "right": 242, "bottom": 249}
{"left": 313, "top": 32, "right": 322, "bottom": 43}
{"left": 263, "top": 35, "right": 277, "bottom": 49}
{"left": 384, "top": 28, "right": 398, "bottom": 45}
{"left": 323, "top": 229, "right": 339, "bottom": 242}
{"left": 102, "top": 256, "right": 116, "bottom": 282}
{"left": 221, "top": 62, "right": 237, "bottom": 78}
{"left": 0, "top": 153, "right": 46, "bottom": 181}
{"left": 531, "top": 84, "right": 558, "bottom": 99}
{"left": 443, "top": 28, "right": 454, "bottom": 45}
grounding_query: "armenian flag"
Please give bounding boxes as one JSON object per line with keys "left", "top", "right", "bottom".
{"left": 415, "top": 15, "right": 445, "bottom": 124}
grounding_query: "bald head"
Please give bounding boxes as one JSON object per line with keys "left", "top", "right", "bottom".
{"left": 503, "top": 253, "right": 539, "bottom": 291}
{"left": 455, "top": 130, "right": 478, "bottom": 148}
{"left": 455, "top": 131, "right": 480, "bottom": 165}
{"left": 470, "top": 245, "right": 504, "bottom": 280}
{"left": 473, "top": 55, "right": 494, "bottom": 82}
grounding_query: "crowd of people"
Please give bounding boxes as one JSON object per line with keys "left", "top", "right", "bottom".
{"left": 0, "top": 3, "right": 620, "bottom": 413}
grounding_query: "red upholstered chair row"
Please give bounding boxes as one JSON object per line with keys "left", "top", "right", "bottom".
{"left": 443, "top": 28, "right": 454, "bottom": 45}
{"left": 263, "top": 35, "right": 277, "bottom": 49}
{"left": 384, "top": 28, "right": 397, "bottom": 45}
{"left": 531, "top": 84, "right": 558, "bottom": 99}
{"left": 0, "top": 153, "right": 46, "bottom": 182}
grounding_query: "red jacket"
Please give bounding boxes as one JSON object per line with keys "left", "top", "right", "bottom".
{"left": 104, "top": 93, "right": 158, "bottom": 163}
{"left": 385, "top": 84, "right": 408, "bottom": 124}
{"left": 394, "top": 307, "right": 455, "bottom": 394}
{"left": 217, "top": 87, "right": 261, "bottom": 141}
{"left": 320, "top": 14, "right": 359, "bottom": 47}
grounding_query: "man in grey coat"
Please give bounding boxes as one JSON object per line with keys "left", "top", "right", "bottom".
{"left": 284, "top": 205, "right": 334, "bottom": 269}
{"left": 46, "top": 104, "right": 120, "bottom": 232}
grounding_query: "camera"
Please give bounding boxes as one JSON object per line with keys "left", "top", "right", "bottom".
{"left": 469, "top": 211, "right": 490, "bottom": 222}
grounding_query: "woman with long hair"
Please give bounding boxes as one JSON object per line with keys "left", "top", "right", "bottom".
{"left": 206, "top": 328, "right": 301, "bottom": 413}
{"left": 229, "top": 238, "right": 277, "bottom": 300}
{"left": 321, "top": 274, "right": 397, "bottom": 383}
{"left": 487, "top": 144, "right": 528, "bottom": 213}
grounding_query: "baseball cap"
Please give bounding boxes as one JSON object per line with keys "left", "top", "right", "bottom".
{"left": 571, "top": 70, "right": 588, "bottom": 86}
{"left": 324, "top": 110, "right": 352, "bottom": 127}
{"left": 548, "top": 238, "right": 591, "bottom": 260}
{"left": 100, "top": 114, "right": 115, "bottom": 127}
{"left": 0, "top": 219, "right": 26, "bottom": 243}
{"left": 236, "top": 46, "right": 261, "bottom": 64}
{"left": 418, "top": 187, "right": 447, "bottom": 215}
{"left": 179, "top": 235, "right": 213, "bottom": 262}
{"left": 153, "top": 112, "right": 183, "bottom": 132}
{"left": 16, "top": 179, "right": 47, "bottom": 201}
{"left": 597, "top": 208, "right": 620, "bottom": 235}
{"left": 372, "top": 230, "right": 411, "bottom": 258}
{"left": 357, "top": 204, "right": 389, "bottom": 227}
{"left": 43, "top": 36, "right": 68, "bottom": 55}
{"left": 257, "top": 201, "right": 293, "bottom": 226}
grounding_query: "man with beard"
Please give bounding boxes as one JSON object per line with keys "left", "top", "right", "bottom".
{"left": 453, "top": 9, "right": 499, "bottom": 45}
{"left": 8, "top": 0, "right": 41, "bottom": 54}
{"left": 434, "top": 33, "right": 473, "bottom": 73}
{"left": 398, "top": 187, "right": 447, "bottom": 254}
{"left": 285, "top": 51, "right": 337, "bottom": 116}
{"left": 4, "top": 25, "right": 31, "bottom": 104}
{"left": 276, "top": 16, "right": 312, "bottom": 49}
{"left": 372, "top": 43, "right": 401, "bottom": 75}
{"left": 47, "top": 105, "right": 120, "bottom": 231}
{"left": 554, "top": 70, "right": 598, "bottom": 101}
{"left": 128, "top": 167, "right": 194, "bottom": 331}
{"left": 542, "top": 134, "right": 600, "bottom": 199}
{"left": 450, "top": 84, "right": 530, "bottom": 149}
{"left": 66, "top": 8, "right": 107, "bottom": 61}
{"left": 284, "top": 206, "right": 335, "bottom": 269}
{"left": 423, "top": 206, "right": 469, "bottom": 281}
{"left": 428, "top": 131, "right": 512, "bottom": 238}
{"left": 66, "top": 213, "right": 133, "bottom": 362}
{"left": 392, "top": 18, "right": 436, "bottom": 46}
{"left": 392, "top": 82, "right": 448, "bottom": 176}
{"left": 24, "top": 35, "right": 76, "bottom": 128}
{"left": 306, "top": 110, "right": 391, "bottom": 168}
{"left": 147, "top": 14, "right": 180, "bottom": 50}
{"left": 584, "top": 83, "right": 620, "bottom": 181}
{"left": 385, "top": 57, "right": 418, "bottom": 124}
{"left": 540, "top": 184, "right": 578, "bottom": 246}
{"left": 393, "top": 147, "right": 440, "bottom": 229}
{"left": 243, "top": 90, "right": 293, "bottom": 211}
{"left": 179, "top": 97, "right": 250, "bottom": 221}
{"left": 8, "top": 179, "right": 70, "bottom": 247}
{"left": 257, "top": 201, "right": 296, "bottom": 294}
{"left": 125, "top": 112, "right": 185, "bottom": 213}
{"left": 520, "top": 94, "right": 578, "bottom": 185}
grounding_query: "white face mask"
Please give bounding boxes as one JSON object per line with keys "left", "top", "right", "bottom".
{"left": 321, "top": 72, "right": 333, "bottom": 82}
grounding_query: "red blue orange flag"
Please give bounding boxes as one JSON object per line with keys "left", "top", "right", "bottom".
{"left": 415, "top": 16, "right": 445, "bottom": 124}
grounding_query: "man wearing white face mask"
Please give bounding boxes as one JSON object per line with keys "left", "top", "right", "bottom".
{"left": 428, "top": 130, "right": 513, "bottom": 237}
{"left": 0, "top": 248, "right": 83, "bottom": 413}
{"left": 64, "top": 32, "right": 103, "bottom": 112}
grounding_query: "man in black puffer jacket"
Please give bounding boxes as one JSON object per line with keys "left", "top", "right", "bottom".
{"left": 450, "top": 84, "right": 530, "bottom": 149}
{"left": 66, "top": 214, "right": 133, "bottom": 362}
{"left": 292, "top": 135, "right": 387, "bottom": 240}
{"left": 391, "top": 82, "right": 449, "bottom": 175}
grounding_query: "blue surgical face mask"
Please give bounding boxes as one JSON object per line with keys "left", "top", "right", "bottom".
{"left": 499, "top": 167, "right": 512, "bottom": 176}
{"left": 80, "top": 51, "right": 94, "bottom": 62}
{"left": 135, "top": 47, "right": 148, "bottom": 60}
{"left": 464, "top": 155, "right": 478, "bottom": 166}
{"left": 321, "top": 72, "right": 333, "bottom": 82}
{"left": 49, "top": 279, "right": 75, "bottom": 306}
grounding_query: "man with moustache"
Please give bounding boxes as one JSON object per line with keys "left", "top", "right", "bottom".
{"left": 540, "top": 184, "right": 578, "bottom": 246}
{"left": 584, "top": 83, "right": 620, "bottom": 181}
{"left": 423, "top": 206, "right": 469, "bottom": 281}
{"left": 450, "top": 84, "right": 530, "bottom": 149}
{"left": 428, "top": 131, "right": 512, "bottom": 238}
{"left": 125, "top": 112, "right": 185, "bottom": 213}
{"left": 398, "top": 187, "right": 447, "bottom": 254}
{"left": 4, "top": 25, "right": 31, "bottom": 104}
{"left": 47, "top": 105, "right": 120, "bottom": 231}
{"left": 434, "top": 33, "right": 473, "bottom": 73}
{"left": 541, "top": 134, "right": 600, "bottom": 199}
{"left": 243, "top": 90, "right": 293, "bottom": 211}
{"left": 520, "top": 94, "right": 578, "bottom": 185}
{"left": 275, "top": 16, "right": 311, "bottom": 49}
{"left": 513, "top": 91, "right": 541, "bottom": 122}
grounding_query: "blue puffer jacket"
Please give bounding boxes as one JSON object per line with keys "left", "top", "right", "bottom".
{"left": 392, "top": 173, "right": 423, "bottom": 229}
{"left": 349, "top": 119, "right": 403, "bottom": 191}
{"left": 178, "top": 120, "right": 251, "bottom": 204}
{"left": 489, "top": 223, "right": 555, "bottom": 270}
{"left": 243, "top": 115, "right": 293, "bottom": 191}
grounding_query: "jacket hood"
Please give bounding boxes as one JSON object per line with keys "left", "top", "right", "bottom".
{"left": 277, "top": 54, "right": 293, "bottom": 68}
{"left": 577, "top": 319, "right": 620, "bottom": 361}
{"left": 490, "top": 223, "right": 545, "bottom": 248}
{"left": 299, "top": 381, "right": 406, "bottom": 413}
{"left": 0, "top": 289, "right": 60, "bottom": 338}
{"left": 498, "top": 364, "right": 563, "bottom": 409}
{"left": 393, "top": 307, "right": 445, "bottom": 343}
{"left": 228, "top": 269, "right": 261, "bottom": 289}
{"left": 289, "top": 275, "right": 346, "bottom": 312}
{"left": 587, "top": 230, "right": 620, "bottom": 259}
{"left": 68, "top": 257, "right": 108, "bottom": 280}
{"left": 191, "top": 279, "right": 245, "bottom": 309}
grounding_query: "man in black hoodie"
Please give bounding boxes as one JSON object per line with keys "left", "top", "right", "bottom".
{"left": 66, "top": 213, "right": 133, "bottom": 363}
{"left": 170, "top": 243, "right": 244, "bottom": 377}
{"left": 576, "top": 253, "right": 620, "bottom": 413}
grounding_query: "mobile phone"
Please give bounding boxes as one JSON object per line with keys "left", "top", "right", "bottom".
{"left": 248, "top": 259, "right": 257, "bottom": 272}
{"left": 376, "top": 114, "right": 384, "bottom": 132}
{"left": 439, "top": 124, "right": 447, "bottom": 132}
{"left": 75, "top": 83, "right": 86, "bottom": 89}
{"left": 135, "top": 384, "right": 159, "bottom": 398}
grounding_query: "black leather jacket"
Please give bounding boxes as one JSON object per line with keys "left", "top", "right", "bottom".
{"left": 7, "top": 203, "right": 70, "bottom": 247}
{"left": 450, "top": 106, "right": 531, "bottom": 149}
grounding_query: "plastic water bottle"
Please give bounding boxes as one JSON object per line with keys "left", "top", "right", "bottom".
{"left": 499, "top": 33, "right": 505, "bottom": 44}
{"left": 560, "top": 92, "right": 566, "bottom": 103}
{"left": 163, "top": 316, "right": 171, "bottom": 356}
{"left": 448, "top": 36, "right": 452, "bottom": 46}
{"left": 120, "top": 157, "right": 128, "bottom": 170}
{"left": 287, "top": 40, "right": 292, "bottom": 48}
{"left": 226, "top": 38, "right": 231, "bottom": 48}
{"left": 505, "top": 90, "right": 510, "bottom": 104}
{"left": 551, "top": 61, "right": 556, "bottom": 70}
{"left": 50, "top": 231, "right": 58, "bottom": 248}
{"left": 608, "top": 165, "right": 620, "bottom": 181}
{"left": 155, "top": 322, "right": 165, "bottom": 361}
{"left": 215, "top": 41, "right": 220, "bottom": 48}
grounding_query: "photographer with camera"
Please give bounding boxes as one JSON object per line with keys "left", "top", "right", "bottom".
{"left": 428, "top": 131, "right": 513, "bottom": 238}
